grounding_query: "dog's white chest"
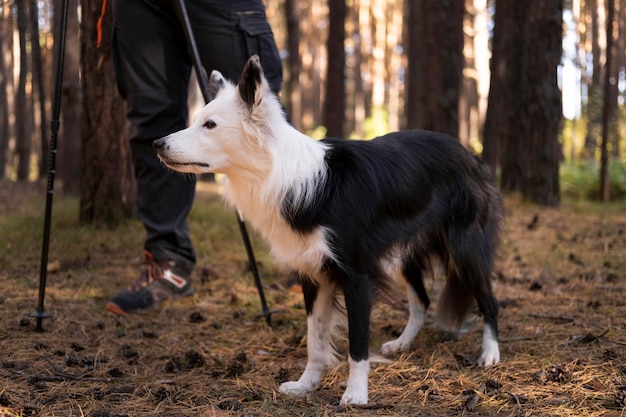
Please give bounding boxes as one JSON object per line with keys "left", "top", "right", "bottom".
{"left": 224, "top": 185, "right": 333, "bottom": 276}
{"left": 266, "top": 223, "right": 332, "bottom": 276}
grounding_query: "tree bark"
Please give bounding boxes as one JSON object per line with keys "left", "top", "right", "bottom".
{"left": 55, "top": 0, "right": 82, "bottom": 193}
{"left": 600, "top": 0, "right": 615, "bottom": 201}
{"left": 404, "top": 0, "right": 464, "bottom": 138}
{"left": 324, "top": 0, "right": 346, "bottom": 137}
{"left": 29, "top": 0, "right": 48, "bottom": 180}
{"left": 15, "top": 0, "right": 32, "bottom": 181}
{"left": 352, "top": 0, "right": 368, "bottom": 137}
{"left": 79, "top": 0, "right": 136, "bottom": 225}
{"left": 582, "top": 0, "right": 603, "bottom": 158}
{"left": 0, "top": 0, "right": 14, "bottom": 179}
{"left": 488, "top": 0, "right": 562, "bottom": 205}
{"left": 484, "top": 0, "right": 526, "bottom": 188}
{"left": 284, "top": 0, "right": 301, "bottom": 128}
{"left": 298, "top": 0, "right": 325, "bottom": 132}
{"left": 609, "top": 0, "right": 623, "bottom": 158}
{"left": 520, "top": 0, "right": 562, "bottom": 206}
{"left": 459, "top": 0, "right": 477, "bottom": 148}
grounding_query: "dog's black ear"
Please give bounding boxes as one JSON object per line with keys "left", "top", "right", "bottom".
{"left": 238, "top": 55, "right": 263, "bottom": 109}
{"left": 208, "top": 70, "right": 226, "bottom": 102}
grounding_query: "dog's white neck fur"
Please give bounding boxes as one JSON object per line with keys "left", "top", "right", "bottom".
{"left": 219, "top": 86, "right": 334, "bottom": 277}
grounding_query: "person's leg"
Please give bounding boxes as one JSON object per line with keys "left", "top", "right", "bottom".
{"left": 184, "top": 0, "right": 283, "bottom": 95}
{"left": 108, "top": 0, "right": 196, "bottom": 314}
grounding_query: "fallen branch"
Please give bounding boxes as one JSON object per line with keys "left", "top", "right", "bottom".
{"left": 464, "top": 383, "right": 486, "bottom": 411}
{"left": 528, "top": 313, "right": 577, "bottom": 323}
{"left": 573, "top": 329, "right": 610, "bottom": 344}
{"left": 500, "top": 335, "right": 540, "bottom": 343}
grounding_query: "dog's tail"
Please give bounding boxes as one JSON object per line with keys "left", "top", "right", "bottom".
{"left": 436, "top": 255, "right": 488, "bottom": 334}
{"left": 435, "top": 169, "right": 503, "bottom": 334}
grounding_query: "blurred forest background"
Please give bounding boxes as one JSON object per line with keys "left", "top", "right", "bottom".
{"left": 0, "top": 0, "right": 624, "bottom": 224}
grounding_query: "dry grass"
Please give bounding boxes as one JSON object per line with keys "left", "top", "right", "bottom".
{"left": 0, "top": 179, "right": 625, "bottom": 417}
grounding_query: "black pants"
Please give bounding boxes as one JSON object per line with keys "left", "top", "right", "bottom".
{"left": 112, "top": 0, "right": 283, "bottom": 265}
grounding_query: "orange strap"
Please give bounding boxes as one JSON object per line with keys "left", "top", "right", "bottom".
{"left": 96, "top": 0, "right": 108, "bottom": 48}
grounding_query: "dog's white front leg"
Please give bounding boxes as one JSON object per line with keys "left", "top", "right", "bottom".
{"left": 279, "top": 284, "right": 336, "bottom": 396}
{"left": 279, "top": 317, "right": 331, "bottom": 395}
{"left": 340, "top": 357, "right": 370, "bottom": 405}
{"left": 278, "top": 355, "right": 324, "bottom": 395}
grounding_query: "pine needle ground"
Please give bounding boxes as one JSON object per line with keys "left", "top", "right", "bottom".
{"left": 1, "top": 180, "right": 625, "bottom": 416}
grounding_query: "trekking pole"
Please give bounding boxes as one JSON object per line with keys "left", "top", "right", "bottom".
{"left": 175, "top": 0, "right": 277, "bottom": 326}
{"left": 29, "top": 0, "right": 69, "bottom": 332}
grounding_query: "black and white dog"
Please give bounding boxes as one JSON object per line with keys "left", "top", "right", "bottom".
{"left": 154, "top": 55, "right": 503, "bottom": 405}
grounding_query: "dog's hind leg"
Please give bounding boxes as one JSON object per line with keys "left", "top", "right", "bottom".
{"left": 474, "top": 284, "right": 499, "bottom": 367}
{"left": 381, "top": 258, "right": 430, "bottom": 355}
{"left": 279, "top": 278, "right": 338, "bottom": 396}
{"left": 440, "top": 226, "right": 500, "bottom": 367}
{"left": 465, "top": 230, "right": 500, "bottom": 367}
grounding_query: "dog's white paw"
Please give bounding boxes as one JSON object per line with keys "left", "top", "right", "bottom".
{"left": 477, "top": 346, "right": 500, "bottom": 367}
{"left": 279, "top": 381, "right": 313, "bottom": 396}
{"left": 340, "top": 358, "right": 370, "bottom": 405}
{"left": 478, "top": 326, "right": 500, "bottom": 367}
{"left": 340, "top": 388, "right": 368, "bottom": 405}
{"left": 381, "top": 339, "right": 409, "bottom": 355}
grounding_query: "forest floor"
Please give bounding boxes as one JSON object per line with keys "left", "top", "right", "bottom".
{"left": 0, "top": 179, "right": 625, "bottom": 417}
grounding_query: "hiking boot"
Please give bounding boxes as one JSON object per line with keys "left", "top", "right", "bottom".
{"left": 106, "top": 250, "right": 195, "bottom": 315}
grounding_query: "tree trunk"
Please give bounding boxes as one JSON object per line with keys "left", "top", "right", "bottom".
{"left": 386, "top": 0, "right": 402, "bottom": 132}
{"left": 15, "top": 0, "right": 31, "bottom": 181}
{"left": 484, "top": 0, "right": 526, "bottom": 188}
{"left": 404, "top": 0, "right": 418, "bottom": 131}
{"left": 370, "top": 0, "right": 387, "bottom": 113}
{"left": 56, "top": 0, "right": 82, "bottom": 194}
{"left": 486, "top": 0, "right": 562, "bottom": 206}
{"left": 79, "top": 0, "right": 136, "bottom": 225}
{"left": 324, "top": 0, "right": 346, "bottom": 137}
{"left": 459, "top": 0, "right": 477, "bottom": 148}
{"left": 284, "top": 0, "right": 301, "bottom": 128}
{"left": 0, "top": 0, "right": 14, "bottom": 179}
{"left": 582, "top": 0, "right": 603, "bottom": 159}
{"left": 483, "top": 0, "right": 511, "bottom": 174}
{"left": 520, "top": 0, "right": 562, "bottom": 206}
{"left": 29, "top": 0, "right": 48, "bottom": 180}
{"left": 609, "top": 0, "right": 623, "bottom": 158}
{"left": 600, "top": 0, "right": 615, "bottom": 201}
{"left": 405, "top": 0, "right": 464, "bottom": 138}
{"left": 352, "top": 0, "right": 368, "bottom": 137}
{"left": 298, "top": 0, "right": 325, "bottom": 132}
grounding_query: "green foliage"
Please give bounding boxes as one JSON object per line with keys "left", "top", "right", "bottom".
{"left": 308, "top": 106, "right": 390, "bottom": 141}
{"left": 346, "top": 106, "right": 389, "bottom": 140}
{"left": 561, "top": 160, "right": 626, "bottom": 200}
{"left": 561, "top": 103, "right": 626, "bottom": 163}
{"left": 560, "top": 118, "right": 589, "bottom": 163}
{"left": 360, "top": 107, "right": 389, "bottom": 139}
{"left": 306, "top": 125, "right": 327, "bottom": 140}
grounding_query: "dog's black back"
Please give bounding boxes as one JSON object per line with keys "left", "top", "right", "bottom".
{"left": 283, "top": 129, "right": 502, "bottom": 336}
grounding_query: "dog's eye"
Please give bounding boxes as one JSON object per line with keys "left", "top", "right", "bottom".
{"left": 203, "top": 120, "right": 216, "bottom": 129}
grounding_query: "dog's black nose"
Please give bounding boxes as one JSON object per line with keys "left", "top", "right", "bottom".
{"left": 153, "top": 138, "right": 166, "bottom": 149}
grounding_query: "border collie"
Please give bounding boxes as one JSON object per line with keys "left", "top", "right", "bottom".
{"left": 153, "top": 55, "right": 503, "bottom": 405}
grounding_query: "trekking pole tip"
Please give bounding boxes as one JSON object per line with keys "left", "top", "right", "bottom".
{"left": 28, "top": 309, "right": 53, "bottom": 332}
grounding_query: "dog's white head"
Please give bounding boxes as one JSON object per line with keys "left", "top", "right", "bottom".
{"left": 153, "top": 55, "right": 284, "bottom": 177}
